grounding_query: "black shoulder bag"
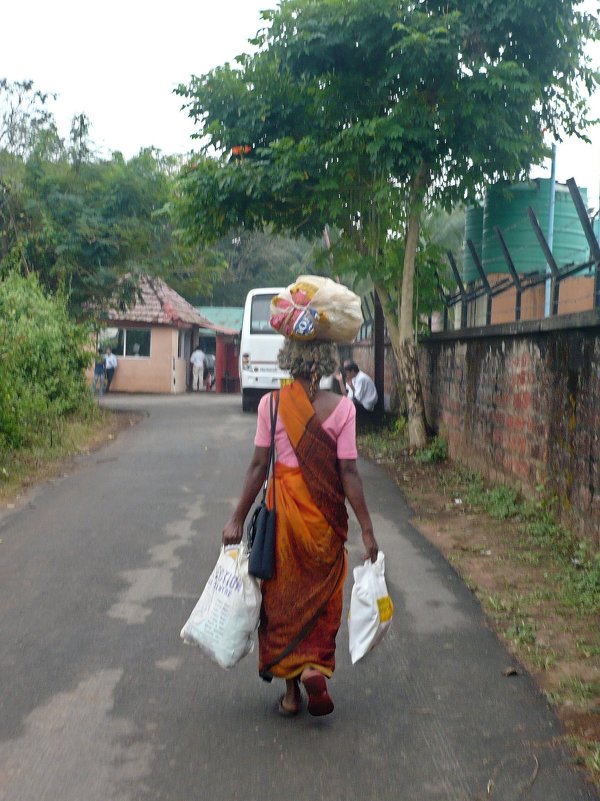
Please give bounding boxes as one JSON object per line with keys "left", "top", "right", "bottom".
{"left": 247, "top": 391, "right": 279, "bottom": 580}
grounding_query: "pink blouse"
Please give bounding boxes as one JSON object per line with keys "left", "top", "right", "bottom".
{"left": 254, "top": 393, "right": 358, "bottom": 466}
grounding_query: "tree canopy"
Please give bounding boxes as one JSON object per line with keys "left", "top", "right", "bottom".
{"left": 176, "top": 0, "right": 599, "bottom": 445}
{"left": 0, "top": 79, "right": 319, "bottom": 316}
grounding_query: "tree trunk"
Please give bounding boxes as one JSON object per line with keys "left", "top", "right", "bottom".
{"left": 399, "top": 166, "right": 428, "bottom": 450}
{"left": 398, "top": 336, "right": 427, "bottom": 448}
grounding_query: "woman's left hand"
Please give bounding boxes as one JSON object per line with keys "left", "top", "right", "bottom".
{"left": 361, "top": 529, "right": 379, "bottom": 562}
{"left": 222, "top": 518, "right": 244, "bottom": 547}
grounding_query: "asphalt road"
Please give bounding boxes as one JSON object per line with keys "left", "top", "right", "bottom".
{"left": 0, "top": 393, "right": 597, "bottom": 801}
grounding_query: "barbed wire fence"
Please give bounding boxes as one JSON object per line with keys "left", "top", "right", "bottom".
{"left": 433, "top": 179, "right": 600, "bottom": 331}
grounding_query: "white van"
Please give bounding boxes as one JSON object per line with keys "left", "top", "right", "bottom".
{"left": 239, "top": 288, "right": 290, "bottom": 411}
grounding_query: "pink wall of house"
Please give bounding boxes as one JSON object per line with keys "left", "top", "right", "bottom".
{"left": 106, "top": 326, "right": 189, "bottom": 394}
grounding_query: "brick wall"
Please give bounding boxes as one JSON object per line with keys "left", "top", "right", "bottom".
{"left": 418, "top": 311, "right": 600, "bottom": 546}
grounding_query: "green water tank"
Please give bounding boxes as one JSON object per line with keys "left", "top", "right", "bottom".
{"left": 462, "top": 205, "right": 484, "bottom": 283}
{"left": 481, "top": 179, "right": 589, "bottom": 277}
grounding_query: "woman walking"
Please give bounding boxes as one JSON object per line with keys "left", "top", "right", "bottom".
{"left": 222, "top": 338, "right": 378, "bottom": 717}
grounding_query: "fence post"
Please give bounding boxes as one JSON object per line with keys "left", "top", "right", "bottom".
{"left": 434, "top": 269, "right": 450, "bottom": 331}
{"left": 446, "top": 251, "right": 468, "bottom": 328}
{"left": 466, "top": 239, "right": 493, "bottom": 325}
{"left": 527, "top": 207, "right": 561, "bottom": 316}
{"left": 566, "top": 177, "right": 600, "bottom": 309}
{"left": 495, "top": 227, "right": 522, "bottom": 321}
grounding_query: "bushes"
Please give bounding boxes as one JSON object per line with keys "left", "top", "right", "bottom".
{"left": 0, "top": 271, "right": 91, "bottom": 451}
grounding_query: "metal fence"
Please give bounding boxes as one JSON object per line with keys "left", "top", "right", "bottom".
{"left": 434, "top": 179, "right": 600, "bottom": 331}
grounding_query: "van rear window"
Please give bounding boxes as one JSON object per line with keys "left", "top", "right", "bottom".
{"left": 250, "top": 295, "right": 277, "bottom": 334}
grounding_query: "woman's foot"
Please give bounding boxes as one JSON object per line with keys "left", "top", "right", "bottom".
{"left": 278, "top": 678, "right": 302, "bottom": 716}
{"left": 301, "top": 668, "right": 334, "bottom": 716}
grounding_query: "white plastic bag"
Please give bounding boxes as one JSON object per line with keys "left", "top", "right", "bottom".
{"left": 348, "top": 551, "right": 394, "bottom": 664}
{"left": 269, "top": 275, "right": 363, "bottom": 343}
{"left": 181, "top": 545, "right": 261, "bottom": 669}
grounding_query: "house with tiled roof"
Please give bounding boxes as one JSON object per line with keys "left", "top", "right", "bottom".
{"left": 99, "top": 275, "right": 229, "bottom": 394}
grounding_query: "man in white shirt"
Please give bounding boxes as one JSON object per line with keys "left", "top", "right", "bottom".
{"left": 190, "top": 344, "right": 206, "bottom": 391}
{"left": 103, "top": 347, "right": 118, "bottom": 393}
{"left": 336, "top": 361, "right": 378, "bottom": 417}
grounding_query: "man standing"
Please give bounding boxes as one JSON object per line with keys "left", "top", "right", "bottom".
{"left": 104, "top": 347, "right": 117, "bottom": 393}
{"left": 92, "top": 349, "right": 105, "bottom": 399}
{"left": 336, "top": 361, "right": 378, "bottom": 418}
{"left": 190, "top": 343, "right": 206, "bottom": 392}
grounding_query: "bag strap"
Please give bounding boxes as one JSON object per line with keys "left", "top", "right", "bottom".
{"left": 259, "top": 547, "right": 345, "bottom": 680}
{"left": 261, "top": 390, "right": 279, "bottom": 508}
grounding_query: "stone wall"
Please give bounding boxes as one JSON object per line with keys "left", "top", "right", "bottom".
{"left": 418, "top": 311, "right": 600, "bottom": 545}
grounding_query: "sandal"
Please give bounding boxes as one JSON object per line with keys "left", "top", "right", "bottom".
{"left": 301, "top": 669, "right": 334, "bottom": 717}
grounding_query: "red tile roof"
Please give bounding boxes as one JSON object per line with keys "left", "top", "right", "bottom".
{"left": 107, "top": 275, "right": 225, "bottom": 331}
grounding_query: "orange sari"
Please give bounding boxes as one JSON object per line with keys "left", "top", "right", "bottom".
{"left": 258, "top": 382, "right": 348, "bottom": 680}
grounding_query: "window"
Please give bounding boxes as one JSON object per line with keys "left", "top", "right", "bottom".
{"left": 250, "top": 294, "right": 277, "bottom": 334}
{"left": 99, "top": 327, "right": 120, "bottom": 353}
{"left": 125, "top": 329, "right": 151, "bottom": 357}
{"left": 99, "top": 327, "right": 151, "bottom": 357}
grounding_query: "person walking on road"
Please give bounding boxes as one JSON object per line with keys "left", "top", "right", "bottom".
{"left": 222, "top": 338, "right": 378, "bottom": 717}
{"left": 190, "top": 344, "right": 206, "bottom": 392}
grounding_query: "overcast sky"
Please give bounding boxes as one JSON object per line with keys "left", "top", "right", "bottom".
{"left": 3, "top": 0, "right": 600, "bottom": 206}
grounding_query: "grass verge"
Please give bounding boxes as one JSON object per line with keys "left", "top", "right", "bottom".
{"left": 359, "top": 422, "right": 600, "bottom": 789}
{"left": 0, "top": 404, "right": 141, "bottom": 507}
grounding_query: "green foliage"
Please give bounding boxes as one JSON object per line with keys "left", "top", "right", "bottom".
{"left": 205, "top": 228, "right": 320, "bottom": 306}
{"left": 175, "top": 0, "right": 598, "bottom": 444}
{"left": 564, "top": 541, "right": 600, "bottom": 613}
{"left": 521, "top": 497, "right": 577, "bottom": 557}
{"left": 0, "top": 146, "right": 209, "bottom": 315}
{"left": 506, "top": 618, "right": 537, "bottom": 647}
{"left": 457, "top": 472, "right": 522, "bottom": 520}
{"left": 0, "top": 79, "right": 59, "bottom": 159}
{"left": 482, "top": 485, "right": 522, "bottom": 520}
{"left": 414, "top": 435, "right": 448, "bottom": 464}
{"left": 176, "top": 0, "right": 598, "bottom": 275}
{"left": 0, "top": 81, "right": 223, "bottom": 315}
{"left": 0, "top": 271, "right": 91, "bottom": 451}
{"left": 450, "top": 471, "right": 599, "bottom": 613}
{"left": 591, "top": 744, "right": 600, "bottom": 775}
{"left": 358, "top": 414, "right": 409, "bottom": 461}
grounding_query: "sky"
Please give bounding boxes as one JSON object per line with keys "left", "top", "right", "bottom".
{"left": 3, "top": 0, "right": 600, "bottom": 207}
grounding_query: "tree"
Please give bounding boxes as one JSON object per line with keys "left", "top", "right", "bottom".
{"left": 0, "top": 132, "right": 218, "bottom": 315}
{"left": 0, "top": 79, "right": 58, "bottom": 159}
{"left": 69, "top": 113, "right": 93, "bottom": 169}
{"left": 182, "top": 0, "right": 596, "bottom": 444}
{"left": 0, "top": 79, "right": 229, "bottom": 315}
{"left": 201, "top": 229, "right": 318, "bottom": 306}
{"left": 0, "top": 271, "right": 91, "bottom": 451}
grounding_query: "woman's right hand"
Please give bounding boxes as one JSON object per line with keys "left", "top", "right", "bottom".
{"left": 222, "top": 518, "right": 244, "bottom": 547}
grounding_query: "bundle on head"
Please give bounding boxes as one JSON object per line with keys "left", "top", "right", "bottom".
{"left": 278, "top": 339, "right": 339, "bottom": 399}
